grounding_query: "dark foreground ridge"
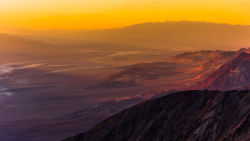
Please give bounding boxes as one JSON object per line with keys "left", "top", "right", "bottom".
{"left": 63, "top": 90, "right": 250, "bottom": 141}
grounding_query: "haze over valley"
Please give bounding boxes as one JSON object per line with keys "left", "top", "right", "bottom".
{"left": 0, "top": 21, "right": 249, "bottom": 141}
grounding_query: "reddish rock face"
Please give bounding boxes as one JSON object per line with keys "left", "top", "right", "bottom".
{"left": 62, "top": 90, "right": 250, "bottom": 141}
{"left": 197, "top": 52, "right": 250, "bottom": 91}
{"left": 89, "top": 50, "right": 237, "bottom": 90}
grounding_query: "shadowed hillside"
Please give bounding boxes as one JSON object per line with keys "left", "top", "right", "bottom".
{"left": 63, "top": 90, "right": 250, "bottom": 141}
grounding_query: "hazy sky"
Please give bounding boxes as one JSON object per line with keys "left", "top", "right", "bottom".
{"left": 0, "top": 0, "right": 249, "bottom": 30}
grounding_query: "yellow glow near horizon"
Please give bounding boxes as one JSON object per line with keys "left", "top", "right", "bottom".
{"left": 0, "top": 0, "right": 250, "bottom": 30}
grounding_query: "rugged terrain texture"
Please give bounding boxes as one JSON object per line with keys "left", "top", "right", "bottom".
{"left": 90, "top": 50, "right": 237, "bottom": 89}
{"left": 198, "top": 52, "right": 250, "bottom": 90}
{"left": 63, "top": 90, "right": 250, "bottom": 141}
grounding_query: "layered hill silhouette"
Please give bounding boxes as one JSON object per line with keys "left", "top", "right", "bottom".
{"left": 63, "top": 90, "right": 250, "bottom": 141}
{"left": 0, "top": 33, "right": 178, "bottom": 67}
{"left": 0, "top": 34, "right": 64, "bottom": 63}
{"left": 0, "top": 33, "right": 52, "bottom": 54}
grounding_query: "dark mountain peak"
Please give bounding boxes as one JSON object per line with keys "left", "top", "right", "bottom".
{"left": 62, "top": 90, "right": 250, "bottom": 141}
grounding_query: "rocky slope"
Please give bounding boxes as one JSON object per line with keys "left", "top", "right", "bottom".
{"left": 198, "top": 52, "right": 250, "bottom": 90}
{"left": 63, "top": 90, "right": 250, "bottom": 141}
{"left": 89, "top": 50, "right": 237, "bottom": 89}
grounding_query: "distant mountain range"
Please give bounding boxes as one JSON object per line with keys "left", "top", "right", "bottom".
{"left": 63, "top": 90, "right": 250, "bottom": 141}
{"left": 3, "top": 21, "right": 250, "bottom": 51}
{"left": 22, "top": 21, "right": 250, "bottom": 51}
{"left": 80, "top": 21, "right": 250, "bottom": 50}
{"left": 2, "top": 21, "right": 250, "bottom": 66}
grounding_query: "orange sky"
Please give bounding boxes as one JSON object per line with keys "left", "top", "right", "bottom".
{"left": 0, "top": 0, "right": 250, "bottom": 30}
